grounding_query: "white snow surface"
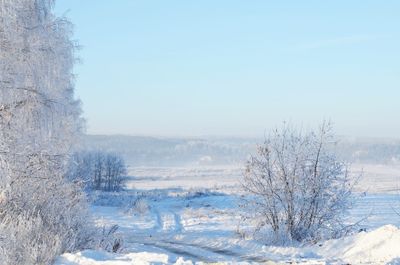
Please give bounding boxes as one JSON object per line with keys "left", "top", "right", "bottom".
{"left": 57, "top": 251, "right": 171, "bottom": 265}
{"left": 56, "top": 165, "right": 400, "bottom": 265}
{"left": 56, "top": 224, "right": 400, "bottom": 265}
{"left": 316, "top": 224, "right": 400, "bottom": 264}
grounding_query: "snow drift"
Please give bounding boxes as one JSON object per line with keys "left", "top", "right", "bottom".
{"left": 56, "top": 224, "right": 400, "bottom": 264}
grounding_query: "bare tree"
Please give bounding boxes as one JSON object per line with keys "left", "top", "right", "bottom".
{"left": 0, "top": 1, "right": 93, "bottom": 264}
{"left": 68, "top": 151, "right": 127, "bottom": 192}
{"left": 241, "top": 122, "right": 355, "bottom": 244}
{"left": 104, "top": 153, "right": 126, "bottom": 192}
{"left": 93, "top": 152, "right": 105, "bottom": 190}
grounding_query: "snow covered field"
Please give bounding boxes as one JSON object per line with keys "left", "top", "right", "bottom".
{"left": 126, "top": 163, "right": 400, "bottom": 194}
{"left": 55, "top": 164, "right": 400, "bottom": 265}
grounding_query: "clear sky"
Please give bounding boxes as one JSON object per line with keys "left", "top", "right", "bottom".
{"left": 55, "top": 1, "right": 400, "bottom": 138}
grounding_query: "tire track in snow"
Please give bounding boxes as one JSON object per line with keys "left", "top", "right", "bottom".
{"left": 160, "top": 239, "right": 272, "bottom": 263}
{"left": 128, "top": 239, "right": 216, "bottom": 263}
{"left": 153, "top": 206, "right": 183, "bottom": 233}
{"left": 128, "top": 236, "right": 274, "bottom": 263}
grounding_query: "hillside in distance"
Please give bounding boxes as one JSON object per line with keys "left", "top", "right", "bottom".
{"left": 81, "top": 135, "right": 400, "bottom": 167}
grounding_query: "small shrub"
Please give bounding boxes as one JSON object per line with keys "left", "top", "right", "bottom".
{"left": 96, "top": 225, "right": 123, "bottom": 253}
{"left": 241, "top": 122, "right": 355, "bottom": 244}
{"left": 128, "top": 197, "right": 150, "bottom": 215}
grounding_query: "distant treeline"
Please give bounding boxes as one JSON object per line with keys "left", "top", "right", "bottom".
{"left": 79, "top": 135, "right": 400, "bottom": 166}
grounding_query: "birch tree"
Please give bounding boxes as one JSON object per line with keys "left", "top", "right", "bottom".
{"left": 0, "top": 0, "right": 92, "bottom": 264}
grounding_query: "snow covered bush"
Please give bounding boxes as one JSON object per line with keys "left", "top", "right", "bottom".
{"left": 241, "top": 122, "right": 355, "bottom": 244}
{"left": 128, "top": 196, "right": 150, "bottom": 215}
{"left": 0, "top": 0, "right": 94, "bottom": 264}
{"left": 96, "top": 225, "right": 123, "bottom": 253}
{"left": 68, "top": 151, "right": 127, "bottom": 192}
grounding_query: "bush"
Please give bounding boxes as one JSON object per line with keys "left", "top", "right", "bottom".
{"left": 0, "top": 182, "right": 94, "bottom": 265}
{"left": 128, "top": 197, "right": 150, "bottom": 215}
{"left": 241, "top": 122, "right": 355, "bottom": 244}
{"left": 96, "top": 225, "right": 123, "bottom": 253}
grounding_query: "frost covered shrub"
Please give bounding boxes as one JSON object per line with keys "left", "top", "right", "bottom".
{"left": 0, "top": 182, "right": 94, "bottom": 265}
{"left": 185, "top": 188, "right": 217, "bottom": 199}
{"left": 0, "top": 0, "right": 94, "bottom": 264}
{"left": 241, "top": 122, "right": 355, "bottom": 244}
{"left": 96, "top": 225, "right": 123, "bottom": 253}
{"left": 89, "top": 190, "right": 134, "bottom": 207}
{"left": 128, "top": 196, "right": 150, "bottom": 215}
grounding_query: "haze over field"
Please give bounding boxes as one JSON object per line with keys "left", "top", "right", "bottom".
{"left": 82, "top": 134, "right": 400, "bottom": 166}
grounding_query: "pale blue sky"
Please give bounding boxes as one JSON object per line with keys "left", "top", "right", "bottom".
{"left": 55, "top": 1, "right": 400, "bottom": 138}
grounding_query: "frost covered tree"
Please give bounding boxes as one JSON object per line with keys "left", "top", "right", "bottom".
{"left": 103, "top": 152, "right": 126, "bottom": 191}
{"left": 68, "top": 151, "right": 127, "bottom": 192}
{"left": 241, "top": 122, "right": 355, "bottom": 244}
{"left": 0, "top": 0, "right": 93, "bottom": 264}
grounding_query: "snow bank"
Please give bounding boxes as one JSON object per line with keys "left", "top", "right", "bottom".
{"left": 56, "top": 225, "right": 400, "bottom": 265}
{"left": 56, "top": 250, "right": 173, "bottom": 265}
{"left": 262, "top": 224, "right": 400, "bottom": 264}
{"left": 318, "top": 224, "right": 400, "bottom": 264}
